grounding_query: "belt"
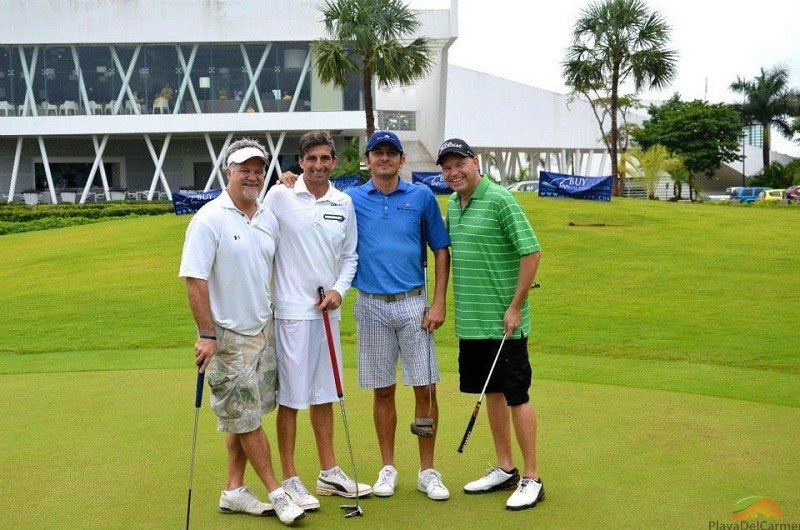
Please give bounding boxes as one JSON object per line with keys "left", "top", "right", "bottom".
{"left": 361, "top": 287, "right": 424, "bottom": 302}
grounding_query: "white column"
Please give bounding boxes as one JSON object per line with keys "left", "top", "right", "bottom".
{"left": 71, "top": 46, "right": 92, "bottom": 114}
{"left": 144, "top": 134, "right": 173, "bottom": 201}
{"left": 260, "top": 132, "right": 286, "bottom": 200}
{"left": 7, "top": 137, "right": 23, "bottom": 202}
{"left": 203, "top": 133, "right": 233, "bottom": 190}
{"left": 79, "top": 135, "right": 110, "bottom": 203}
{"left": 110, "top": 45, "right": 142, "bottom": 114}
{"left": 18, "top": 46, "right": 40, "bottom": 116}
{"left": 37, "top": 137, "right": 57, "bottom": 203}
{"left": 174, "top": 45, "right": 200, "bottom": 114}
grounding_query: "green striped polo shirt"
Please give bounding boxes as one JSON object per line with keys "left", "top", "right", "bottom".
{"left": 447, "top": 176, "right": 541, "bottom": 339}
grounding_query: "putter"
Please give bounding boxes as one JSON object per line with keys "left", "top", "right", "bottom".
{"left": 457, "top": 332, "right": 507, "bottom": 453}
{"left": 317, "top": 287, "right": 364, "bottom": 518}
{"left": 185, "top": 368, "right": 205, "bottom": 529}
{"left": 411, "top": 219, "right": 436, "bottom": 437}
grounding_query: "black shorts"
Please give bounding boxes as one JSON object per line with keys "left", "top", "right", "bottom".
{"left": 458, "top": 337, "right": 531, "bottom": 406}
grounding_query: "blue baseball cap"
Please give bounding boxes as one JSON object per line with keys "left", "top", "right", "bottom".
{"left": 365, "top": 130, "right": 403, "bottom": 155}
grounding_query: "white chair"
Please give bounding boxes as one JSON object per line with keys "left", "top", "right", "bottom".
{"left": 42, "top": 102, "right": 58, "bottom": 116}
{"left": 17, "top": 104, "right": 28, "bottom": 115}
{"left": 88, "top": 101, "right": 103, "bottom": 115}
{"left": 152, "top": 99, "right": 169, "bottom": 113}
{"left": 104, "top": 102, "right": 116, "bottom": 114}
{"left": 124, "top": 100, "right": 142, "bottom": 114}
{"left": 0, "top": 101, "right": 14, "bottom": 116}
{"left": 60, "top": 100, "right": 78, "bottom": 115}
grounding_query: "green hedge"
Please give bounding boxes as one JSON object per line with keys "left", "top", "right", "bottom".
{"left": 0, "top": 202, "right": 173, "bottom": 223}
{"left": 0, "top": 202, "right": 174, "bottom": 234}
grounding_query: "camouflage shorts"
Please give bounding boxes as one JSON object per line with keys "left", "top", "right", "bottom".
{"left": 206, "top": 324, "right": 277, "bottom": 434}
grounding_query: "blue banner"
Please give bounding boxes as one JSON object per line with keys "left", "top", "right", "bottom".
{"left": 172, "top": 189, "right": 223, "bottom": 215}
{"left": 330, "top": 175, "right": 362, "bottom": 191}
{"left": 538, "top": 171, "right": 612, "bottom": 202}
{"left": 412, "top": 171, "right": 452, "bottom": 195}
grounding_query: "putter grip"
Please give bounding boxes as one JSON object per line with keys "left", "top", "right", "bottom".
{"left": 457, "top": 406, "right": 480, "bottom": 453}
{"left": 194, "top": 370, "right": 205, "bottom": 408}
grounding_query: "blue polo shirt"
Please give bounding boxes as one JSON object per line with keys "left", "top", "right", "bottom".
{"left": 347, "top": 179, "right": 449, "bottom": 295}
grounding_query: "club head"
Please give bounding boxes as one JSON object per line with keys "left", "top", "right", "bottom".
{"left": 410, "top": 417, "right": 435, "bottom": 437}
{"left": 341, "top": 504, "right": 363, "bottom": 518}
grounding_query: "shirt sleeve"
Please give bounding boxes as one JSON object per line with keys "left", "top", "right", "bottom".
{"left": 498, "top": 193, "right": 540, "bottom": 255}
{"left": 332, "top": 197, "right": 358, "bottom": 297}
{"left": 178, "top": 216, "right": 217, "bottom": 280}
{"left": 423, "top": 188, "right": 450, "bottom": 251}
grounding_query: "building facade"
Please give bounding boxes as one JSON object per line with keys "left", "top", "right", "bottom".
{"left": 0, "top": 0, "right": 456, "bottom": 203}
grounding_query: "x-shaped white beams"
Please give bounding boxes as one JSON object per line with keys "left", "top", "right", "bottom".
{"left": 79, "top": 135, "right": 110, "bottom": 203}
{"left": 17, "top": 46, "right": 39, "bottom": 116}
{"left": 203, "top": 133, "right": 234, "bottom": 190}
{"left": 6, "top": 138, "right": 24, "bottom": 202}
{"left": 37, "top": 137, "right": 57, "bottom": 203}
{"left": 71, "top": 45, "right": 93, "bottom": 115}
{"left": 144, "top": 134, "right": 173, "bottom": 201}
{"left": 110, "top": 45, "right": 142, "bottom": 115}
{"left": 174, "top": 45, "right": 201, "bottom": 114}
{"left": 239, "top": 44, "right": 272, "bottom": 113}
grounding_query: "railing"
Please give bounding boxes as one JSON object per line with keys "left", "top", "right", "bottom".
{"left": 376, "top": 110, "right": 416, "bottom": 131}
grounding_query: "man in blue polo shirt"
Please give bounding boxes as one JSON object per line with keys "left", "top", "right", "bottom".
{"left": 350, "top": 131, "right": 451, "bottom": 501}
{"left": 278, "top": 131, "right": 451, "bottom": 501}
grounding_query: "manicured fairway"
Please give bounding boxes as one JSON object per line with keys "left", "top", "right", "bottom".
{"left": 1, "top": 195, "right": 798, "bottom": 527}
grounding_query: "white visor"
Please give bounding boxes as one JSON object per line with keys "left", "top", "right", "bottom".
{"left": 227, "top": 146, "right": 267, "bottom": 166}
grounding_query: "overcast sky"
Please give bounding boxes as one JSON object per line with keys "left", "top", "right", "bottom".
{"left": 413, "top": 0, "right": 800, "bottom": 156}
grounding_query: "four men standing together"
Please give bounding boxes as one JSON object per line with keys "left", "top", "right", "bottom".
{"left": 180, "top": 129, "right": 544, "bottom": 526}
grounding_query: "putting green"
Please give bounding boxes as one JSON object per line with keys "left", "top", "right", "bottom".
{"left": 2, "top": 367, "right": 797, "bottom": 528}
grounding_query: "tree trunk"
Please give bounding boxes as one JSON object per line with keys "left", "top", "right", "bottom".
{"left": 362, "top": 57, "right": 375, "bottom": 138}
{"left": 761, "top": 121, "right": 771, "bottom": 168}
{"left": 610, "top": 62, "right": 620, "bottom": 196}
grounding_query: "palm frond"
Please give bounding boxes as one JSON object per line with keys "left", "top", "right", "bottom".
{"left": 314, "top": 40, "right": 358, "bottom": 88}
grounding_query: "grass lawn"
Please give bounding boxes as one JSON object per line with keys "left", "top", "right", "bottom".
{"left": 1, "top": 195, "right": 798, "bottom": 527}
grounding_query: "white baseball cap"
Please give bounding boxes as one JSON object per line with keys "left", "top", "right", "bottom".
{"left": 227, "top": 146, "right": 267, "bottom": 166}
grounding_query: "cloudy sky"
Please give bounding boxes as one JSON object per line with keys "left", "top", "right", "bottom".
{"left": 413, "top": 0, "right": 800, "bottom": 156}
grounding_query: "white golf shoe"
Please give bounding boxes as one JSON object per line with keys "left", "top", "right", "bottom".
{"left": 268, "top": 487, "right": 306, "bottom": 525}
{"left": 316, "top": 466, "right": 372, "bottom": 498}
{"left": 463, "top": 467, "right": 520, "bottom": 494}
{"left": 282, "top": 476, "right": 320, "bottom": 511}
{"left": 417, "top": 469, "right": 450, "bottom": 501}
{"left": 373, "top": 465, "right": 398, "bottom": 497}
{"left": 505, "top": 477, "right": 545, "bottom": 511}
{"left": 219, "top": 486, "right": 274, "bottom": 516}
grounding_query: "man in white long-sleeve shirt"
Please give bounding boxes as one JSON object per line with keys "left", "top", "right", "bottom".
{"left": 263, "top": 130, "right": 370, "bottom": 513}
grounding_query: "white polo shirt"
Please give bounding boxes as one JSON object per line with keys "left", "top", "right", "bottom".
{"left": 264, "top": 176, "right": 358, "bottom": 320}
{"left": 179, "top": 189, "right": 279, "bottom": 335}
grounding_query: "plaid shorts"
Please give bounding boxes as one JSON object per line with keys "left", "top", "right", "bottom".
{"left": 354, "top": 292, "right": 439, "bottom": 389}
{"left": 206, "top": 323, "right": 278, "bottom": 433}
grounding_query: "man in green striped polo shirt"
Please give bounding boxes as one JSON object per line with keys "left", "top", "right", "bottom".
{"left": 437, "top": 138, "right": 544, "bottom": 512}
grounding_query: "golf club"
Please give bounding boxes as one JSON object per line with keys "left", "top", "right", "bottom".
{"left": 411, "top": 218, "right": 435, "bottom": 437}
{"left": 457, "top": 332, "right": 507, "bottom": 454}
{"left": 317, "top": 287, "right": 364, "bottom": 518}
{"left": 185, "top": 368, "right": 205, "bottom": 529}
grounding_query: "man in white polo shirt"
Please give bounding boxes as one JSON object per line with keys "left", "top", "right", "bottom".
{"left": 179, "top": 138, "right": 304, "bottom": 526}
{"left": 264, "top": 130, "right": 370, "bottom": 512}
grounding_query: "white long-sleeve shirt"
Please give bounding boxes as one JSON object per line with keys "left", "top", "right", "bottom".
{"left": 264, "top": 176, "right": 358, "bottom": 320}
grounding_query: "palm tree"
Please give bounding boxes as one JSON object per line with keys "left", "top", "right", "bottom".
{"left": 730, "top": 66, "right": 800, "bottom": 168}
{"left": 623, "top": 144, "right": 683, "bottom": 199}
{"left": 563, "top": 0, "right": 676, "bottom": 195}
{"left": 315, "top": 0, "right": 433, "bottom": 137}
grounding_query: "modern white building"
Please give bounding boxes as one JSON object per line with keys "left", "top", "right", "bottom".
{"left": 2, "top": 0, "right": 775, "bottom": 204}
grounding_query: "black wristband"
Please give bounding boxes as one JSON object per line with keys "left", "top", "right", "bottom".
{"left": 198, "top": 333, "right": 216, "bottom": 340}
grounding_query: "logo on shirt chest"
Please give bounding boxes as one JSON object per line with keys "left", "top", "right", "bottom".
{"left": 234, "top": 234, "right": 240, "bottom": 240}
{"left": 323, "top": 213, "right": 345, "bottom": 222}
{"left": 397, "top": 202, "right": 416, "bottom": 211}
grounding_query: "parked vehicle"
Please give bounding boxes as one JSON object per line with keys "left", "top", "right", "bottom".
{"left": 757, "top": 189, "right": 785, "bottom": 202}
{"left": 506, "top": 180, "right": 539, "bottom": 192}
{"left": 730, "top": 187, "right": 769, "bottom": 203}
{"left": 785, "top": 185, "right": 800, "bottom": 203}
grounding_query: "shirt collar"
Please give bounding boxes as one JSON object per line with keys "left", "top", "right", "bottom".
{"left": 295, "top": 175, "right": 336, "bottom": 201}
{"left": 220, "top": 188, "right": 266, "bottom": 216}
{"left": 365, "top": 177, "right": 409, "bottom": 195}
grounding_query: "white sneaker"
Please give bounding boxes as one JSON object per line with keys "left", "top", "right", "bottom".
{"left": 373, "top": 465, "right": 398, "bottom": 497}
{"left": 316, "top": 466, "right": 372, "bottom": 498}
{"left": 219, "top": 486, "right": 274, "bottom": 516}
{"left": 417, "top": 469, "right": 450, "bottom": 501}
{"left": 463, "top": 467, "right": 520, "bottom": 494}
{"left": 282, "top": 476, "right": 320, "bottom": 511}
{"left": 268, "top": 487, "right": 306, "bottom": 525}
{"left": 506, "top": 477, "right": 545, "bottom": 511}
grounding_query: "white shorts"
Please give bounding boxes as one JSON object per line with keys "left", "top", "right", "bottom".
{"left": 275, "top": 318, "right": 342, "bottom": 409}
